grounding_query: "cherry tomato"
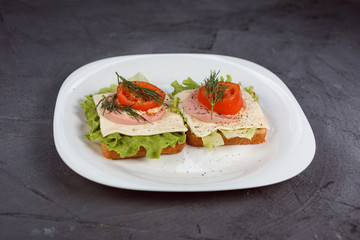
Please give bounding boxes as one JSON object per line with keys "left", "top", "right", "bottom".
{"left": 117, "top": 81, "right": 166, "bottom": 111}
{"left": 197, "top": 82, "right": 243, "bottom": 115}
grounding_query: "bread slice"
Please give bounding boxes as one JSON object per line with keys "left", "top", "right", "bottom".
{"left": 186, "top": 128, "right": 267, "bottom": 147}
{"left": 101, "top": 142, "right": 186, "bottom": 159}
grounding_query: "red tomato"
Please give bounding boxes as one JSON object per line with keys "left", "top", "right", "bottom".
{"left": 197, "top": 82, "right": 243, "bottom": 115}
{"left": 117, "top": 81, "right": 166, "bottom": 111}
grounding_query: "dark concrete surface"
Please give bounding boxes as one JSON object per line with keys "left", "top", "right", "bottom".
{"left": 1, "top": 0, "right": 359, "bottom": 239}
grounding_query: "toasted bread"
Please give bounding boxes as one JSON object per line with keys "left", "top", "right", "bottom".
{"left": 101, "top": 142, "right": 186, "bottom": 159}
{"left": 186, "top": 128, "right": 267, "bottom": 147}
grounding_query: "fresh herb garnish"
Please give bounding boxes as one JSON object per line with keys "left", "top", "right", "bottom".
{"left": 202, "top": 70, "right": 229, "bottom": 120}
{"left": 116, "top": 72, "right": 168, "bottom": 107}
{"left": 96, "top": 94, "right": 148, "bottom": 122}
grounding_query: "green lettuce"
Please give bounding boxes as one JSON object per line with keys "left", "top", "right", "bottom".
{"left": 127, "top": 72, "right": 149, "bottom": 82}
{"left": 201, "top": 128, "right": 257, "bottom": 151}
{"left": 170, "top": 97, "right": 190, "bottom": 129}
{"left": 202, "top": 131, "right": 224, "bottom": 151}
{"left": 98, "top": 84, "right": 118, "bottom": 94}
{"left": 220, "top": 127, "right": 257, "bottom": 140}
{"left": 220, "top": 74, "right": 233, "bottom": 82}
{"left": 244, "top": 86, "right": 259, "bottom": 103}
{"left": 80, "top": 86, "right": 186, "bottom": 159}
{"left": 168, "top": 77, "right": 201, "bottom": 99}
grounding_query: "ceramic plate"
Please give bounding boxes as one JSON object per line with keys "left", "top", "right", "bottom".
{"left": 53, "top": 54, "right": 315, "bottom": 192}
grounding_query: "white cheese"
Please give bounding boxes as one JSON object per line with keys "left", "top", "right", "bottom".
{"left": 175, "top": 88, "right": 270, "bottom": 138}
{"left": 93, "top": 94, "right": 188, "bottom": 137}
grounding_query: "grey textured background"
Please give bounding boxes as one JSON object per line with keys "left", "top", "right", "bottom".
{"left": 1, "top": 0, "right": 360, "bottom": 239}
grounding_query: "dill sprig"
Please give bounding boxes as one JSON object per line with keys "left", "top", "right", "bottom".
{"left": 202, "top": 70, "right": 229, "bottom": 120}
{"left": 115, "top": 72, "right": 169, "bottom": 107}
{"left": 96, "top": 94, "right": 148, "bottom": 122}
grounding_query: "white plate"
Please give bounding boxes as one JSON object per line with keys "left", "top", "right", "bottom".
{"left": 53, "top": 54, "right": 316, "bottom": 192}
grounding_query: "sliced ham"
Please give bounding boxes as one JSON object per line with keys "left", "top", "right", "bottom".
{"left": 184, "top": 89, "right": 246, "bottom": 124}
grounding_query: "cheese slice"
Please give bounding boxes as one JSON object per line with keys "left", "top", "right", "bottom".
{"left": 93, "top": 94, "right": 188, "bottom": 137}
{"left": 175, "top": 88, "right": 270, "bottom": 137}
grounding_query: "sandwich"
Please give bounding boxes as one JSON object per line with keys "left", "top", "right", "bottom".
{"left": 169, "top": 71, "right": 269, "bottom": 150}
{"left": 81, "top": 73, "right": 188, "bottom": 159}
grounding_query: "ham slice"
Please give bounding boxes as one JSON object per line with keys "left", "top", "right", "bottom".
{"left": 184, "top": 89, "right": 246, "bottom": 124}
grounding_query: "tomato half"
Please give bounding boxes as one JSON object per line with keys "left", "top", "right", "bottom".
{"left": 197, "top": 82, "right": 243, "bottom": 115}
{"left": 117, "top": 81, "right": 166, "bottom": 111}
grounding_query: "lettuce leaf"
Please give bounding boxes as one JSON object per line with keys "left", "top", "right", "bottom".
{"left": 220, "top": 74, "right": 232, "bottom": 82}
{"left": 170, "top": 97, "right": 190, "bottom": 129}
{"left": 127, "top": 72, "right": 149, "bottom": 82}
{"left": 220, "top": 127, "right": 257, "bottom": 140}
{"left": 244, "top": 86, "right": 259, "bottom": 103}
{"left": 202, "top": 131, "right": 224, "bottom": 151}
{"left": 169, "top": 97, "right": 181, "bottom": 115}
{"left": 168, "top": 77, "right": 200, "bottom": 99}
{"left": 80, "top": 86, "right": 186, "bottom": 159}
{"left": 98, "top": 84, "right": 117, "bottom": 94}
